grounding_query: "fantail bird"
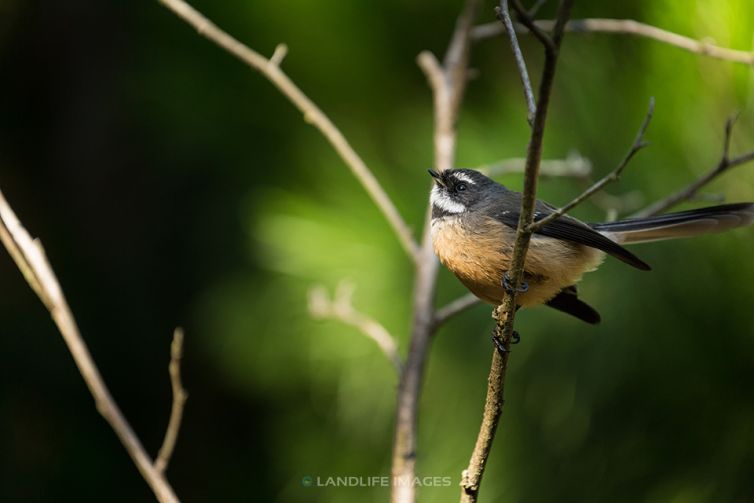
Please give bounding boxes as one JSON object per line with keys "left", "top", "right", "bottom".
{"left": 429, "top": 168, "right": 754, "bottom": 324}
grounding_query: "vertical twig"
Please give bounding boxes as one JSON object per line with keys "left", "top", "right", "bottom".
{"left": 459, "top": 309, "right": 512, "bottom": 501}
{"left": 391, "top": 1, "right": 480, "bottom": 502}
{"left": 460, "top": 1, "right": 574, "bottom": 501}
{"left": 155, "top": 328, "right": 188, "bottom": 474}
{"left": 497, "top": 0, "right": 536, "bottom": 126}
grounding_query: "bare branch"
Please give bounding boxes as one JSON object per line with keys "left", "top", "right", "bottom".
{"left": 633, "top": 116, "right": 754, "bottom": 218}
{"left": 497, "top": 0, "right": 536, "bottom": 126}
{"left": 417, "top": 43, "right": 473, "bottom": 174}
{"left": 461, "top": 2, "right": 573, "bottom": 501}
{"left": 393, "top": 1, "right": 481, "bottom": 502}
{"left": 472, "top": 151, "right": 592, "bottom": 178}
{"left": 529, "top": 97, "right": 654, "bottom": 232}
{"left": 418, "top": 0, "right": 480, "bottom": 174}
{"left": 158, "top": 0, "right": 420, "bottom": 262}
{"left": 308, "top": 282, "right": 403, "bottom": 375}
{"left": 416, "top": 52, "right": 444, "bottom": 94}
{"left": 0, "top": 189, "right": 180, "bottom": 503}
{"left": 473, "top": 18, "right": 754, "bottom": 65}
{"left": 155, "top": 328, "right": 188, "bottom": 474}
{"left": 433, "top": 293, "right": 481, "bottom": 328}
{"left": 460, "top": 309, "right": 513, "bottom": 502}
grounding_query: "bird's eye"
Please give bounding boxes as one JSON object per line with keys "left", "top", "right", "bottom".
{"left": 456, "top": 183, "right": 467, "bottom": 192}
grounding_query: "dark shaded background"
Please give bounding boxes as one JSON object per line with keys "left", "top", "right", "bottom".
{"left": 1, "top": 1, "right": 753, "bottom": 502}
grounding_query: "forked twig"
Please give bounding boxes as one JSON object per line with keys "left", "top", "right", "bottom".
{"left": 529, "top": 97, "right": 654, "bottom": 231}
{"left": 0, "top": 189, "right": 180, "bottom": 503}
{"left": 461, "top": 1, "right": 574, "bottom": 501}
{"left": 308, "top": 282, "right": 403, "bottom": 375}
{"left": 633, "top": 115, "right": 754, "bottom": 217}
{"left": 393, "top": 1, "right": 481, "bottom": 502}
{"left": 158, "top": 0, "right": 420, "bottom": 262}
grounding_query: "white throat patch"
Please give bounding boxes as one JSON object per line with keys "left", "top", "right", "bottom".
{"left": 431, "top": 186, "right": 466, "bottom": 214}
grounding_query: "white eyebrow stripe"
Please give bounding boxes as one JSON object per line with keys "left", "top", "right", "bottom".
{"left": 430, "top": 186, "right": 466, "bottom": 214}
{"left": 453, "top": 172, "right": 476, "bottom": 185}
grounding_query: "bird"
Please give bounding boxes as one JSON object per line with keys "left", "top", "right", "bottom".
{"left": 428, "top": 168, "right": 754, "bottom": 324}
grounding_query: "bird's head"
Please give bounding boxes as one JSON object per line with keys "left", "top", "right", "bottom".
{"left": 428, "top": 168, "right": 499, "bottom": 218}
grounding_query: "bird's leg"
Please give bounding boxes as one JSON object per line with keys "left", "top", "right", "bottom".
{"left": 502, "top": 272, "right": 529, "bottom": 293}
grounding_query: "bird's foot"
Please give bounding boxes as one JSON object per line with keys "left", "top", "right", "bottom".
{"left": 502, "top": 272, "right": 529, "bottom": 294}
{"left": 491, "top": 330, "right": 520, "bottom": 355}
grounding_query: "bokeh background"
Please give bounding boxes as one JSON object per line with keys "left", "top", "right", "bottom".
{"left": 1, "top": 1, "right": 754, "bottom": 502}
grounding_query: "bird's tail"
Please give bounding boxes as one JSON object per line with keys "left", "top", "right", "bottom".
{"left": 592, "top": 202, "right": 754, "bottom": 245}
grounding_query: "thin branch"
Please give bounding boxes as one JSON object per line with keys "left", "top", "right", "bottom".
{"left": 392, "top": 1, "right": 481, "bottom": 502}
{"left": 461, "top": 1, "right": 573, "bottom": 501}
{"left": 472, "top": 151, "right": 592, "bottom": 178}
{"left": 497, "top": 0, "right": 536, "bottom": 126}
{"left": 308, "top": 282, "right": 403, "bottom": 375}
{"left": 158, "top": 0, "right": 420, "bottom": 262}
{"left": 433, "top": 293, "right": 481, "bottom": 328}
{"left": 472, "top": 18, "right": 754, "bottom": 65}
{"left": 0, "top": 189, "right": 180, "bottom": 503}
{"left": 529, "top": 97, "right": 654, "bottom": 232}
{"left": 460, "top": 309, "right": 513, "bottom": 502}
{"left": 155, "top": 328, "right": 188, "bottom": 474}
{"left": 633, "top": 116, "right": 754, "bottom": 218}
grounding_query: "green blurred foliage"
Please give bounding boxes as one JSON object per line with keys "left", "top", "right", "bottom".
{"left": 1, "top": 1, "right": 754, "bottom": 502}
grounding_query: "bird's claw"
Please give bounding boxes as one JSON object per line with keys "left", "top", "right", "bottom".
{"left": 503, "top": 273, "right": 529, "bottom": 293}
{"left": 491, "top": 330, "right": 520, "bottom": 355}
{"left": 491, "top": 334, "right": 506, "bottom": 355}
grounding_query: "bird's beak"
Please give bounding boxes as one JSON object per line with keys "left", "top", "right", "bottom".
{"left": 428, "top": 169, "right": 445, "bottom": 187}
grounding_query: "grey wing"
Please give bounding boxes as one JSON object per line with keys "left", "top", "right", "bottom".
{"left": 493, "top": 197, "right": 651, "bottom": 271}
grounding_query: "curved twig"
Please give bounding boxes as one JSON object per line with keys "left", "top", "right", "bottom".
{"left": 0, "top": 189, "right": 180, "bottom": 503}
{"left": 158, "top": 0, "right": 420, "bottom": 262}
{"left": 633, "top": 116, "right": 754, "bottom": 217}
{"left": 308, "top": 282, "right": 403, "bottom": 375}
{"left": 473, "top": 18, "right": 754, "bottom": 65}
{"left": 529, "top": 97, "right": 654, "bottom": 231}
